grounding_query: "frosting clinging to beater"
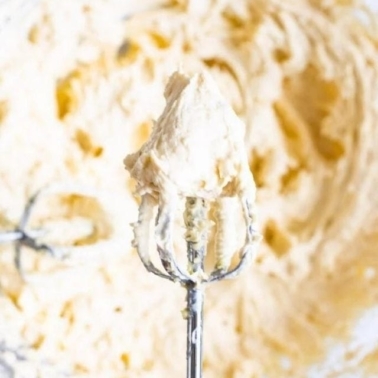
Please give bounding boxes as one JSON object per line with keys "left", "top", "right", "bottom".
{"left": 124, "top": 71, "right": 256, "bottom": 201}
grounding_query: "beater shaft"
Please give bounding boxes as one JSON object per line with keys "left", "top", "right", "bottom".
{"left": 186, "top": 285, "right": 204, "bottom": 378}
{"left": 184, "top": 198, "right": 207, "bottom": 378}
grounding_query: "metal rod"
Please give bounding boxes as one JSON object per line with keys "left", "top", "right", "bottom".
{"left": 185, "top": 197, "right": 206, "bottom": 378}
{"left": 186, "top": 283, "right": 204, "bottom": 378}
{"left": 0, "top": 230, "right": 23, "bottom": 243}
{"left": 0, "top": 229, "right": 45, "bottom": 244}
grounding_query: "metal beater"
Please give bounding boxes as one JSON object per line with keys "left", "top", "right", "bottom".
{"left": 133, "top": 192, "right": 260, "bottom": 377}
{"left": 0, "top": 189, "right": 55, "bottom": 276}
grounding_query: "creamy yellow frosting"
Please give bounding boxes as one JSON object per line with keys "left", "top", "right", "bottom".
{"left": 0, "top": 0, "right": 378, "bottom": 377}
{"left": 125, "top": 71, "right": 255, "bottom": 201}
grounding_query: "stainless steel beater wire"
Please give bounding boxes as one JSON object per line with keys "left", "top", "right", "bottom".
{"left": 0, "top": 230, "right": 24, "bottom": 243}
{"left": 186, "top": 243, "right": 205, "bottom": 378}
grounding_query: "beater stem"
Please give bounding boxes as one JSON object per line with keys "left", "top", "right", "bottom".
{"left": 184, "top": 197, "right": 207, "bottom": 378}
{"left": 186, "top": 283, "right": 204, "bottom": 378}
